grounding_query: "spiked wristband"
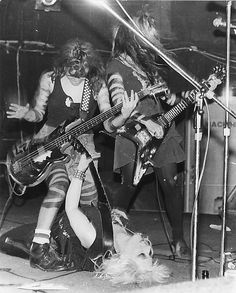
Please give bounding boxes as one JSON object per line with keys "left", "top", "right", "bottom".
{"left": 73, "top": 170, "right": 86, "bottom": 180}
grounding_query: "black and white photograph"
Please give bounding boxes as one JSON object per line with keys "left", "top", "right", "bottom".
{"left": 0, "top": 1, "right": 236, "bottom": 292}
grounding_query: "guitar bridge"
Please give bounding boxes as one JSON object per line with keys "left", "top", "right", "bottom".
{"left": 134, "top": 130, "right": 152, "bottom": 147}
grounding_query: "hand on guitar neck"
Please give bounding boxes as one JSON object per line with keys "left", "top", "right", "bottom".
{"left": 108, "top": 90, "right": 139, "bottom": 131}
{"left": 181, "top": 69, "right": 224, "bottom": 101}
{"left": 121, "top": 90, "right": 139, "bottom": 119}
{"left": 139, "top": 118, "right": 164, "bottom": 139}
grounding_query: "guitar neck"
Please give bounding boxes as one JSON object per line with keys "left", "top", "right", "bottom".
{"left": 158, "top": 68, "right": 225, "bottom": 128}
{"left": 64, "top": 103, "right": 123, "bottom": 142}
{"left": 158, "top": 92, "right": 196, "bottom": 128}
{"left": 55, "top": 87, "right": 148, "bottom": 146}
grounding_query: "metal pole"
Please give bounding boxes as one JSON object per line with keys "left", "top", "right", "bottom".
{"left": 191, "top": 97, "right": 204, "bottom": 281}
{"left": 219, "top": 0, "right": 232, "bottom": 277}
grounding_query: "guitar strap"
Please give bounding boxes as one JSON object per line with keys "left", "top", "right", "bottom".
{"left": 89, "top": 161, "right": 112, "bottom": 210}
{"left": 79, "top": 79, "right": 97, "bottom": 122}
{"left": 87, "top": 160, "right": 114, "bottom": 254}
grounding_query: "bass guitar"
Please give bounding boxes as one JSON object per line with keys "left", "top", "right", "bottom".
{"left": 7, "top": 82, "right": 168, "bottom": 193}
{"left": 117, "top": 66, "right": 225, "bottom": 185}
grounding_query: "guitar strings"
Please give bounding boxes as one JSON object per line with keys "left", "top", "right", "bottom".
{"left": 14, "top": 71, "right": 222, "bottom": 169}
{"left": 14, "top": 85, "right": 165, "bottom": 168}
{"left": 15, "top": 103, "right": 123, "bottom": 168}
{"left": 161, "top": 68, "right": 224, "bottom": 125}
{"left": 164, "top": 98, "right": 193, "bottom": 124}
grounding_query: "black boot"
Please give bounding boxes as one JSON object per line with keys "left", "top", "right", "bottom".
{"left": 30, "top": 242, "right": 66, "bottom": 272}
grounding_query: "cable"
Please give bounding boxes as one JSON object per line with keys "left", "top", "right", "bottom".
{"left": 154, "top": 172, "right": 176, "bottom": 260}
{"left": 16, "top": 46, "right": 24, "bottom": 143}
{"left": 0, "top": 194, "right": 13, "bottom": 233}
{"left": 170, "top": 45, "right": 236, "bottom": 65}
{"left": 0, "top": 161, "right": 26, "bottom": 233}
{"left": 0, "top": 162, "right": 14, "bottom": 233}
{"left": 190, "top": 97, "right": 211, "bottom": 251}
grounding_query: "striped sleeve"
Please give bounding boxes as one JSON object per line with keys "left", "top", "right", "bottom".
{"left": 107, "top": 72, "right": 125, "bottom": 106}
{"left": 106, "top": 71, "right": 146, "bottom": 126}
{"left": 32, "top": 72, "right": 54, "bottom": 122}
{"left": 96, "top": 82, "right": 115, "bottom": 132}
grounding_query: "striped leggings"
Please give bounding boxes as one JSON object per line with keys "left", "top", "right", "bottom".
{"left": 42, "top": 161, "right": 98, "bottom": 212}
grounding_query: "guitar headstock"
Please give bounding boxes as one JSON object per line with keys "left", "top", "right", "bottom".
{"left": 212, "top": 64, "right": 226, "bottom": 80}
{"left": 203, "top": 64, "right": 226, "bottom": 92}
{"left": 211, "top": 64, "right": 226, "bottom": 83}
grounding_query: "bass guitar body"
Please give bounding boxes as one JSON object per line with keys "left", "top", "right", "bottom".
{"left": 7, "top": 125, "right": 70, "bottom": 189}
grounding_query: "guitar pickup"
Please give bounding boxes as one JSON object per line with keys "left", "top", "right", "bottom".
{"left": 135, "top": 130, "right": 151, "bottom": 147}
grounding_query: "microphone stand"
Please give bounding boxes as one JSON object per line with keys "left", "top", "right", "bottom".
{"left": 191, "top": 95, "right": 204, "bottom": 281}
{"left": 219, "top": 0, "right": 232, "bottom": 277}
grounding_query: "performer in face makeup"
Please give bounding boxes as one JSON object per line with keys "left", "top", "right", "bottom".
{"left": 6, "top": 38, "right": 138, "bottom": 271}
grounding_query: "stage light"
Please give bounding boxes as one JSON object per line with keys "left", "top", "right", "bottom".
{"left": 42, "top": 0, "right": 57, "bottom": 6}
{"left": 88, "top": 0, "right": 103, "bottom": 4}
{"left": 34, "top": 0, "right": 61, "bottom": 12}
{"left": 87, "top": 0, "right": 108, "bottom": 7}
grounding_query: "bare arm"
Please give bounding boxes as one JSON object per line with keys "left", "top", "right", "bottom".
{"left": 6, "top": 71, "right": 53, "bottom": 122}
{"left": 65, "top": 153, "right": 96, "bottom": 249}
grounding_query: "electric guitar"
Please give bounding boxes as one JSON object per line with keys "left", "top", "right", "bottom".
{"left": 117, "top": 66, "right": 225, "bottom": 186}
{"left": 7, "top": 82, "right": 168, "bottom": 194}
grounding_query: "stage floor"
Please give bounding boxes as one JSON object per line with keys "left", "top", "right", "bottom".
{"left": 0, "top": 175, "right": 236, "bottom": 293}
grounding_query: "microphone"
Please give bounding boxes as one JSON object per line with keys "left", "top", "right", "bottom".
{"left": 213, "top": 16, "right": 236, "bottom": 29}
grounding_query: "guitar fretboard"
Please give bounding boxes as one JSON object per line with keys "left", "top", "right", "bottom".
{"left": 157, "top": 67, "right": 225, "bottom": 128}
{"left": 157, "top": 93, "right": 196, "bottom": 128}
{"left": 43, "top": 87, "right": 155, "bottom": 151}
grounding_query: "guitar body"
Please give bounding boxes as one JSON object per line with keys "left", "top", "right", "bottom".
{"left": 7, "top": 125, "right": 70, "bottom": 189}
{"left": 118, "top": 66, "right": 225, "bottom": 185}
{"left": 118, "top": 115, "right": 163, "bottom": 186}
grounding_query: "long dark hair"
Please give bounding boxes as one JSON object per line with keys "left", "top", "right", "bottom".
{"left": 112, "top": 11, "right": 170, "bottom": 83}
{"left": 52, "top": 38, "right": 106, "bottom": 95}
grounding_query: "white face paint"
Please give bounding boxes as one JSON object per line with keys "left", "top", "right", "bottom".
{"left": 66, "top": 64, "right": 89, "bottom": 79}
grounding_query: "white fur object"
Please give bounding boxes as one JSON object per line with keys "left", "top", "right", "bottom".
{"left": 95, "top": 209, "right": 170, "bottom": 285}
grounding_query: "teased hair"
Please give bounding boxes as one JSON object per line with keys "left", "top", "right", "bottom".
{"left": 94, "top": 209, "right": 170, "bottom": 285}
{"left": 112, "top": 11, "right": 170, "bottom": 83}
{"left": 52, "top": 38, "right": 105, "bottom": 95}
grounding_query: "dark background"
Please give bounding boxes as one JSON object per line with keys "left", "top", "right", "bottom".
{"left": 0, "top": 0, "right": 236, "bottom": 213}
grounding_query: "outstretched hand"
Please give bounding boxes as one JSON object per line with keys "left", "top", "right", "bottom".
{"left": 70, "top": 138, "right": 93, "bottom": 172}
{"left": 121, "top": 90, "right": 139, "bottom": 119}
{"left": 77, "top": 152, "right": 93, "bottom": 173}
{"left": 143, "top": 119, "right": 164, "bottom": 139}
{"left": 165, "top": 93, "right": 177, "bottom": 106}
{"left": 6, "top": 103, "right": 30, "bottom": 119}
